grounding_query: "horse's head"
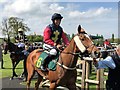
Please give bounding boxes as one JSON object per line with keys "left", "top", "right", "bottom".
{"left": 74, "top": 25, "right": 101, "bottom": 58}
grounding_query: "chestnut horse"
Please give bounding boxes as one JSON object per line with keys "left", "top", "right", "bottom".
{"left": 26, "top": 25, "right": 100, "bottom": 90}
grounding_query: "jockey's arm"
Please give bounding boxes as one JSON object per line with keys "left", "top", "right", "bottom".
{"left": 43, "top": 27, "right": 54, "bottom": 46}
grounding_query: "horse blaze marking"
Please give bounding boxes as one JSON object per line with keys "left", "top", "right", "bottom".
{"left": 36, "top": 58, "right": 42, "bottom": 67}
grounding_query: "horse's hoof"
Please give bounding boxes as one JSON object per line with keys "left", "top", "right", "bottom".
{"left": 15, "top": 75, "right": 18, "bottom": 77}
{"left": 10, "top": 77, "right": 13, "bottom": 80}
{"left": 22, "top": 78, "right": 27, "bottom": 82}
{"left": 20, "top": 74, "right": 24, "bottom": 78}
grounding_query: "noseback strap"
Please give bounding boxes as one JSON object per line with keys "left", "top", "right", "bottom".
{"left": 74, "top": 36, "right": 86, "bottom": 53}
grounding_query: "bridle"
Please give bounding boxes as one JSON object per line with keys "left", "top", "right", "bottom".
{"left": 56, "top": 33, "right": 95, "bottom": 70}
{"left": 61, "top": 33, "right": 95, "bottom": 56}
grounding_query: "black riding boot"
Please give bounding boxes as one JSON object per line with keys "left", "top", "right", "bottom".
{"left": 40, "top": 56, "right": 52, "bottom": 71}
{"left": 40, "top": 59, "right": 47, "bottom": 71}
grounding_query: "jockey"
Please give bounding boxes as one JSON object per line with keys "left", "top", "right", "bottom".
{"left": 41, "top": 13, "right": 69, "bottom": 71}
{"left": 15, "top": 28, "right": 27, "bottom": 50}
{"left": 15, "top": 28, "right": 27, "bottom": 43}
{"left": 15, "top": 28, "right": 24, "bottom": 43}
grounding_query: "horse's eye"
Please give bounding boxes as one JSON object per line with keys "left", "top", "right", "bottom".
{"left": 81, "top": 38, "right": 84, "bottom": 41}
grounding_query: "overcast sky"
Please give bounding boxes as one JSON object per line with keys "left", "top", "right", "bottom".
{"left": 0, "top": 0, "right": 119, "bottom": 39}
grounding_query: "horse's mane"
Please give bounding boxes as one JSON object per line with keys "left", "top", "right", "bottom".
{"left": 9, "top": 42, "right": 17, "bottom": 47}
{"left": 8, "top": 42, "right": 18, "bottom": 52}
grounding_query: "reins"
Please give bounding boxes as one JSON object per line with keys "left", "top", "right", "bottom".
{"left": 55, "top": 33, "right": 95, "bottom": 70}
{"left": 57, "top": 62, "right": 77, "bottom": 70}
{"left": 55, "top": 51, "right": 81, "bottom": 70}
{"left": 52, "top": 53, "right": 77, "bottom": 70}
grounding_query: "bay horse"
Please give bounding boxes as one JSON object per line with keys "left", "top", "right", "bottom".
{"left": 26, "top": 25, "right": 101, "bottom": 90}
{"left": 3, "top": 40, "right": 27, "bottom": 80}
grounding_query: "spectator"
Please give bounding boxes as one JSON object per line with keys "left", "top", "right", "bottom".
{"left": 93, "top": 44, "right": 120, "bottom": 90}
{"left": 0, "top": 44, "right": 4, "bottom": 69}
{"left": 104, "top": 39, "right": 112, "bottom": 49}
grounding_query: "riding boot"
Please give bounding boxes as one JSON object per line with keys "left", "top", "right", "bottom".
{"left": 40, "top": 59, "right": 47, "bottom": 71}
{"left": 40, "top": 65, "right": 47, "bottom": 71}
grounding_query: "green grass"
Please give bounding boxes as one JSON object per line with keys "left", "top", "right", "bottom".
{"left": 0, "top": 53, "right": 38, "bottom": 88}
{"left": 0, "top": 54, "right": 23, "bottom": 78}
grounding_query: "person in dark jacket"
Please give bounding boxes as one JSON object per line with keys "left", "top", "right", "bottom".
{"left": 93, "top": 44, "right": 120, "bottom": 90}
{"left": 0, "top": 44, "right": 4, "bottom": 69}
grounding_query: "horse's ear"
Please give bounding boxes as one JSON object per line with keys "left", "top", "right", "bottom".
{"left": 78, "top": 25, "right": 81, "bottom": 34}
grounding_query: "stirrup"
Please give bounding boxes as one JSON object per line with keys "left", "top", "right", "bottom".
{"left": 40, "top": 65, "right": 47, "bottom": 71}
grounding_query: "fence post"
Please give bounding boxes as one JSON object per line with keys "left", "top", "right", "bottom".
{"left": 99, "top": 69, "right": 104, "bottom": 89}
{"left": 85, "top": 61, "right": 90, "bottom": 89}
{"left": 81, "top": 60, "right": 86, "bottom": 89}
{"left": 96, "top": 69, "right": 104, "bottom": 90}
{"left": 96, "top": 68, "right": 100, "bottom": 90}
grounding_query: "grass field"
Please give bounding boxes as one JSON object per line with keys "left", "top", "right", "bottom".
{"left": 0, "top": 53, "right": 23, "bottom": 78}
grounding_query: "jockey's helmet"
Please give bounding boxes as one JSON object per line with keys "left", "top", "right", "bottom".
{"left": 51, "top": 13, "right": 63, "bottom": 21}
{"left": 18, "top": 28, "right": 23, "bottom": 32}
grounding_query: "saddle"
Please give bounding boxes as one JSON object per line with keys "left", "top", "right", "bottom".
{"left": 36, "top": 51, "right": 59, "bottom": 71}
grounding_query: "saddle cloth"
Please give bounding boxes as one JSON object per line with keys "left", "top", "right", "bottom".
{"left": 35, "top": 51, "right": 59, "bottom": 71}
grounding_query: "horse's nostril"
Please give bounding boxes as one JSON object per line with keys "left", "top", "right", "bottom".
{"left": 94, "top": 51, "right": 97, "bottom": 54}
{"left": 96, "top": 51, "right": 101, "bottom": 58}
{"left": 91, "top": 51, "right": 101, "bottom": 58}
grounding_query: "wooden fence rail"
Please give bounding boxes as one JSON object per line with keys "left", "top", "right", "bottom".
{"left": 76, "top": 57, "right": 106, "bottom": 90}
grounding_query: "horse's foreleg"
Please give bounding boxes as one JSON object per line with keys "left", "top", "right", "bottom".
{"left": 49, "top": 82, "right": 57, "bottom": 90}
{"left": 10, "top": 60, "right": 15, "bottom": 80}
{"left": 10, "top": 60, "right": 20, "bottom": 80}
{"left": 66, "top": 83, "right": 77, "bottom": 90}
{"left": 34, "top": 74, "right": 43, "bottom": 90}
{"left": 14, "top": 61, "right": 20, "bottom": 76}
{"left": 20, "top": 57, "right": 28, "bottom": 81}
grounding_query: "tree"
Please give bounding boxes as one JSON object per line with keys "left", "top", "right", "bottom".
{"left": 27, "top": 35, "right": 43, "bottom": 42}
{"left": 71, "top": 33, "right": 75, "bottom": 39}
{"left": 0, "top": 18, "right": 13, "bottom": 41}
{"left": 0, "top": 17, "right": 30, "bottom": 41}
{"left": 8, "top": 17, "right": 30, "bottom": 35}
{"left": 111, "top": 33, "right": 114, "bottom": 43}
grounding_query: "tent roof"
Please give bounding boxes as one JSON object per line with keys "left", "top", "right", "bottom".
{"left": 90, "top": 35, "right": 103, "bottom": 39}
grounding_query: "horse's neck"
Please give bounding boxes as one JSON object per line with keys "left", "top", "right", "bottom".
{"left": 9, "top": 43, "right": 17, "bottom": 52}
{"left": 64, "top": 39, "right": 75, "bottom": 52}
{"left": 60, "top": 39, "right": 78, "bottom": 67}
